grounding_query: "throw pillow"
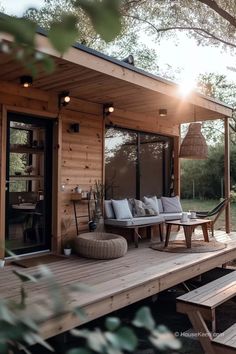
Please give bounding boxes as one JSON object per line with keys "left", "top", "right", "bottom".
{"left": 104, "top": 200, "right": 115, "bottom": 219}
{"left": 133, "top": 199, "right": 146, "bottom": 217}
{"left": 111, "top": 199, "right": 133, "bottom": 219}
{"left": 143, "top": 196, "right": 159, "bottom": 215}
{"left": 161, "top": 196, "right": 183, "bottom": 213}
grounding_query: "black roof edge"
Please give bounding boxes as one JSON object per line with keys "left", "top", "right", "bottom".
{"left": 0, "top": 12, "right": 232, "bottom": 112}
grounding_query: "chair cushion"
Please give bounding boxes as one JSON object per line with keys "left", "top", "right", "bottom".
{"left": 111, "top": 199, "right": 133, "bottom": 219}
{"left": 105, "top": 215, "right": 164, "bottom": 227}
{"left": 104, "top": 200, "right": 115, "bottom": 219}
{"left": 161, "top": 196, "right": 182, "bottom": 213}
{"left": 143, "top": 196, "right": 159, "bottom": 215}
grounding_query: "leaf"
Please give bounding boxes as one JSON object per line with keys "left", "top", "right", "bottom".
{"left": 48, "top": 14, "right": 78, "bottom": 54}
{"left": 69, "top": 282, "right": 92, "bottom": 293}
{"left": 87, "top": 329, "right": 107, "bottom": 352}
{"left": 114, "top": 327, "right": 137, "bottom": 352}
{"left": 73, "top": 306, "right": 87, "bottom": 321}
{"left": 149, "top": 327, "right": 181, "bottom": 351}
{"left": 67, "top": 349, "right": 92, "bottom": 354}
{"left": 0, "top": 14, "right": 36, "bottom": 46}
{"left": 76, "top": 0, "right": 122, "bottom": 42}
{"left": 132, "top": 306, "right": 155, "bottom": 331}
{"left": 105, "top": 317, "right": 121, "bottom": 331}
{"left": 40, "top": 56, "right": 55, "bottom": 74}
{"left": 71, "top": 328, "right": 90, "bottom": 338}
{"left": 0, "top": 301, "right": 15, "bottom": 324}
{"left": 13, "top": 270, "right": 38, "bottom": 283}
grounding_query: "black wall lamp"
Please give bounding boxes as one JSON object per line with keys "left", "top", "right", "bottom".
{"left": 159, "top": 109, "right": 167, "bottom": 117}
{"left": 103, "top": 103, "right": 114, "bottom": 116}
{"left": 59, "top": 91, "right": 71, "bottom": 107}
{"left": 20, "top": 75, "right": 33, "bottom": 88}
{"left": 69, "top": 123, "right": 80, "bottom": 133}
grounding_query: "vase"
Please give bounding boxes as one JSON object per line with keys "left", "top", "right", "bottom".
{"left": 64, "top": 248, "right": 72, "bottom": 256}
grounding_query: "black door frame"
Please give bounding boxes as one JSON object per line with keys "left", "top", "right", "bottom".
{"left": 6, "top": 113, "right": 53, "bottom": 255}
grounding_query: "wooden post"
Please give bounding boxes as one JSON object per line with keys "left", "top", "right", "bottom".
{"left": 51, "top": 116, "right": 62, "bottom": 254}
{"left": 173, "top": 132, "right": 180, "bottom": 196}
{"left": 0, "top": 106, "right": 7, "bottom": 259}
{"left": 224, "top": 117, "right": 231, "bottom": 233}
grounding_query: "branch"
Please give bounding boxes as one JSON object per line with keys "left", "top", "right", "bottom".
{"left": 196, "top": 0, "right": 236, "bottom": 28}
{"left": 125, "top": 14, "right": 236, "bottom": 48}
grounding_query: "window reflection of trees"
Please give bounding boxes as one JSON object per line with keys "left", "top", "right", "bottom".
{"left": 105, "top": 127, "right": 173, "bottom": 200}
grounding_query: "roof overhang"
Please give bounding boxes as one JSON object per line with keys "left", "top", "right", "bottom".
{"left": 0, "top": 31, "right": 233, "bottom": 123}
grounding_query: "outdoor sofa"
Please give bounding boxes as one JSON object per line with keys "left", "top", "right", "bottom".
{"left": 104, "top": 196, "right": 184, "bottom": 247}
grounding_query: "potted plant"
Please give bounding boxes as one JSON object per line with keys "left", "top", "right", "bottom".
{"left": 91, "top": 180, "right": 105, "bottom": 232}
{"left": 62, "top": 215, "right": 73, "bottom": 256}
{"left": 64, "top": 241, "right": 72, "bottom": 256}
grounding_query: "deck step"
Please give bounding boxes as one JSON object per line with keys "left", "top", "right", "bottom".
{"left": 212, "top": 323, "right": 236, "bottom": 354}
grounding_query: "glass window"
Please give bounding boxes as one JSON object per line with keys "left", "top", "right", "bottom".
{"left": 105, "top": 127, "right": 173, "bottom": 199}
{"left": 105, "top": 128, "right": 137, "bottom": 199}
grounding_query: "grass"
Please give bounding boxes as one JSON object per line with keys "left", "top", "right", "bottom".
{"left": 181, "top": 199, "right": 236, "bottom": 231}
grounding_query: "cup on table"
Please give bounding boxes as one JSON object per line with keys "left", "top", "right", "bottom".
{"left": 190, "top": 211, "right": 196, "bottom": 219}
{"left": 181, "top": 212, "right": 189, "bottom": 223}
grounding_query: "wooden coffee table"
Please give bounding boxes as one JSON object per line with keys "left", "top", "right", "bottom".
{"left": 165, "top": 219, "right": 211, "bottom": 249}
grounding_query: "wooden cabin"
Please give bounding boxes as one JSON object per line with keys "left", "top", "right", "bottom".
{"left": 0, "top": 31, "right": 233, "bottom": 258}
{"left": 0, "top": 30, "right": 236, "bottom": 340}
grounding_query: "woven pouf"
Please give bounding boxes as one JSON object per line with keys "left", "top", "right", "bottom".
{"left": 74, "top": 232, "right": 128, "bottom": 259}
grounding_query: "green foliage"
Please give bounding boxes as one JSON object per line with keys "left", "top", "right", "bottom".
{"left": 0, "top": 267, "right": 55, "bottom": 354}
{"left": 132, "top": 306, "right": 155, "bottom": 331}
{"left": 0, "top": 0, "right": 123, "bottom": 74}
{"left": 71, "top": 306, "right": 180, "bottom": 354}
{"left": 77, "top": 0, "right": 122, "bottom": 42}
{"left": 48, "top": 14, "right": 79, "bottom": 53}
{"left": 181, "top": 144, "right": 236, "bottom": 199}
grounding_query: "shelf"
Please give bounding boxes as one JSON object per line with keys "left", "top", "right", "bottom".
{"left": 9, "top": 175, "right": 44, "bottom": 181}
{"left": 10, "top": 146, "right": 44, "bottom": 154}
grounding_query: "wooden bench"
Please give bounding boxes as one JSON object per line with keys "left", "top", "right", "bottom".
{"left": 176, "top": 271, "right": 236, "bottom": 354}
{"left": 213, "top": 323, "right": 236, "bottom": 354}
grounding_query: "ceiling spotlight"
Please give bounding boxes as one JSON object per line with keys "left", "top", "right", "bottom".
{"left": 59, "top": 91, "right": 71, "bottom": 107}
{"left": 104, "top": 104, "right": 114, "bottom": 116}
{"left": 20, "top": 75, "right": 33, "bottom": 88}
{"left": 159, "top": 109, "right": 167, "bottom": 117}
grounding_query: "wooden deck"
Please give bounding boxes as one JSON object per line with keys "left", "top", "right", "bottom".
{"left": 1, "top": 231, "right": 236, "bottom": 340}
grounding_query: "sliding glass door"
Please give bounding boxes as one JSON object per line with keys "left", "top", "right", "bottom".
{"left": 105, "top": 127, "right": 173, "bottom": 200}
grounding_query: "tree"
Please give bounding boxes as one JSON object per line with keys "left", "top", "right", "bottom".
{"left": 24, "top": 0, "right": 159, "bottom": 74}
{"left": 197, "top": 73, "right": 236, "bottom": 144}
{"left": 122, "top": 0, "right": 236, "bottom": 49}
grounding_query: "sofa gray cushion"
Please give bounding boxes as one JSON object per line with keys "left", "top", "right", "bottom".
{"left": 161, "top": 196, "right": 182, "bottom": 213}
{"left": 157, "top": 198, "right": 164, "bottom": 213}
{"left": 111, "top": 199, "right": 133, "bottom": 219}
{"left": 104, "top": 200, "right": 115, "bottom": 219}
{"left": 161, "top": 212, "right": 183, "bottom": 221}
{"left": 143, "top": 196, "right": 159, "bottom": 214}
{"left": 105, "top": 215, "right": 164, "bottom": 227}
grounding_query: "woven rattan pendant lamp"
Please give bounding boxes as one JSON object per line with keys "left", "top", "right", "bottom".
{"left": 179, "top": 122, "right": 208, "bottom": 159}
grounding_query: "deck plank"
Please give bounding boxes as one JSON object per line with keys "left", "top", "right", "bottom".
{"left": 1, "top": 231, "right": 236, "bottom": 339}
